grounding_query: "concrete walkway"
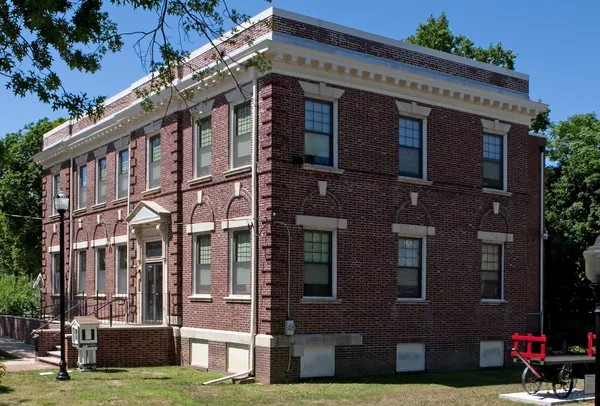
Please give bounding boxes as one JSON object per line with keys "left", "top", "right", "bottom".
{"left": 0, "top": 336, "right": 52, "bottom": 372}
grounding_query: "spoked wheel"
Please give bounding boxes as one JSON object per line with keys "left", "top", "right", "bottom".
{"left": 552, "top": 366, "right": 574, "bottom": 398}
{"left": 522, "top": 367, "right": 542, "bottom": 395}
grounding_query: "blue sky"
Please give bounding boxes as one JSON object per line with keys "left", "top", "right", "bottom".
{"left": 1, "top": 0, "right": 598, "bottom": 135}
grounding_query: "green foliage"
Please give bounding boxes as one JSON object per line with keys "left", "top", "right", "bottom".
{"left": 0, "top": 118, "right": 63, "bottom": 279}
{"left": 545, "top": 113, "right": 600, "bottom": 339}
{"left": 405, "top": 12, "right": 516, "bottom": 70}
{"left": 0, "top": 274, "right": 40, "bottom": 316}
{"left": 531, "top": 109, "right": 551, "bottom": 133}
{"left": 0, "top": 361, "right": 5, "bottom": 384}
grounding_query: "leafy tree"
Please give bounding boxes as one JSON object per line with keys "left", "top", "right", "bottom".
{"left": 1, "top": 1, "right": 271, "bottom": 119}
{"left": 0, "top": 118, "right": 64, "bottom": 279}
{"left": 0, "top": 274, "right": 40, "bottom": 316}
{"left": 405, "top": 12, "right": 516, "bottom": 70}
{"left": 544, "top": 113, "right": 600, "bottom": 342}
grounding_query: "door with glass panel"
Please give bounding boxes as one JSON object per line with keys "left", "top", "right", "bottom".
{"left": 143, "top": 241, "right": 163, "bottom": 323}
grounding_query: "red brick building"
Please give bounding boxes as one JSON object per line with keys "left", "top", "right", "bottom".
{"left": 34, "top": 8, "right": 547, "bottom": 382}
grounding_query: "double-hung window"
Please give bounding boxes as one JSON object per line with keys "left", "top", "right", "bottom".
{"left": 399, "top": 118, "right": 423, "bottom": 178}
{"left": 195, "top": 117, "right": 212, "bottom": 177}
{"left": 52, "top": 173, "right": 60, "bottom": 215}
{"left": 148, "top": 134, "right": 161, "bottom": 190}
{"left": 77, "top": 250, "right": 86, "bottom": 294}
{"left": 397, "top": 238, "right": 423, "bottom": 299}
{"left": 96, "top": 248, "right": 106, "bottom": 294}
{"left": 117, "top": 149, "right": 129, "bottom": 199}
{"left": 52, "top": 253, "right": 60, "bottom": 295}
{"left": 232, "top": 102, "right": 251, "bottom": 168}
{"left": 303, "top": 230, "right": 333, "bottom": 297}
{"left": 194, "top": 235, "right": 211, "bottom": 295}
{"left": 304, "top": 99, "right": 333, "bottom": 166}
{"left": 481, "top": 243, "right": 503, "bottom": 300}
{"left": 78, "top": 165, "right": 87, "bottom": 209}
{"left": 96, "top": 157, "right": 107, "bottom": 204}
{"left": 483, "top": 134, "right": 503, "bottom": 189}
{"left": 116, "top": 245, "right": 128, "bottom": 295}
{"left": 230, "top": 230, "right": 250, "bottom": 295}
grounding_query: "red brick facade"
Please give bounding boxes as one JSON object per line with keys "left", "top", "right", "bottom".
{"left": 35, "top": 8, "right": 546, "bottom": 383}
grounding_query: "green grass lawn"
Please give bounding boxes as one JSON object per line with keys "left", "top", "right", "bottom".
{"left": 0, "top": 365, "right": 582, "bottom": 405}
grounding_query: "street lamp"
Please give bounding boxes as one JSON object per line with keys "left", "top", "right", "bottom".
{"left": 54, "top": 190, "right": 70, "bottom": 381}
{"left": 584, "top": 236, "right": 600, "bottom": 405}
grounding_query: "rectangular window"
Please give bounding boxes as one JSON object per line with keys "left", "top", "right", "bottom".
{"left": 145, "top": 241, "right": 162, "bottom": 258}
{"left": 399, "top": 118, "right": 423, "bottom": 178}
{"left": 116, "top": 245, "right": 128, "bottom": 295}
{"left": 483, "top": 134, "right": 503, "bottom": 189}
{"left": 194, "top": 235, "right": 211, "bottom": 295}
{"left": 96, "top": 248, "right": 106, "bottom": 294}
{"left": 232, "top": 102, "right": 251, "bottom": 168}
{"left": 148, "top": 134, "right": 161, "bottom": 189}
{"left": 78, "top": 165, "right": 87, "bottom": 209}
{"left": 52, "top": 173, "right": 60, "bottom": 214}
{"left": 303, "top": 231, "right": 332, "bottom": 297}
{"left": 96, "top": 157, "right": 107, "bottom": 204}
{"left": 52, "top": 253, "right": 60, "bottom": 295}
{"left": 195, "top": 117, "right": 212, "bottom": 177}
{"left": 117, "top": 149, "right": 129, "bottom": 199}
{"left": 481, "top": 244, "right": 502, "bottom": 299}
{"left": 304, "top": 99, "right": 333, "bottom": 166}
{"left": 231, "top": 230, "right": 250, "bottom": 295}
{"left": 397, "top": 238, "right": 422, "bottom": 299}
{"left": 77, "top": 250, "right": 86, "bottom": 294}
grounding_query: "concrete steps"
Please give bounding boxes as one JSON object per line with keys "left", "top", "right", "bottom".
{"left": 38, "top": 347, "right": 62, "bottom": 367}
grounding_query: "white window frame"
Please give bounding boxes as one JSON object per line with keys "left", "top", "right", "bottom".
{"left": 299, "top": 81, "right": 344, "bottom": 170}
{"left": 147, "top": 133, "right": 161, "bottom": 190}
{"left": 77, "top": 164, "right": 87, "bottom": 209}
{"left": 193, "top": 233, "right": 212, "bottom": 297}
{"left": 481, "top": 119, "right": 510, "bottom": 192}
{"left": 225, "top": 86, "right": 252, "bottom": 172}
{"left": 96, "top": 156, "right": 107, "bottom": 204}
{"left": 480, "top": 242, "right": 504, "bottom": 301}
{"left": 230, "top": 100, "right": 252, "bottom": 170}
{"left": 115, "top": 244, "right": 128, "bottom": 296}
{"left": 191, "top": 99, "right": 214, "bottom": 180}
{"left": 195, "top": 115, "right": 213, "bottom": 179}
{"left": 477, "top": 231, "right": 511, "bottom": 302}
{"left": 228, "top": 229, "right": 251, "bottom": 297}
{"left": 296, "top": 215, "right": 347, "bottom": 301}
{"left": 77, "top": 250, "right": 86, "bottom": 295}
{"left": 51, "top": 252, "right": 60, "bottom": 295}
{"left": 392, "top": 223, "right": 435, "bottom": 302}
{"left": 396, "top": 101, "right": 431, "bottom": 182}
{"left": 116, "top": 148, "right": 129, "bottom": 200}
{"left": 52, "top": 172, "right": 60, "bottom": 215}
{"left": 95, "top": 247, "right": 106, "bottom": 295}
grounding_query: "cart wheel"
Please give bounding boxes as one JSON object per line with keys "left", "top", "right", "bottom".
{"left": 522, "top": 367, "right": 542, "bottom": 395}
{"left": 552, "top": 366, "right": 574, "bottom": 398}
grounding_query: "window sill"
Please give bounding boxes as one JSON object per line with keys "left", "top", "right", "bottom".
{"left": 224, "top": 166, "right": 251, "bottom": 177}
{"left": 302, "top": 164, "right": 344, "bottom": 175}
{"left": 91, "top": 202, "right": 106, "bottom": 210}
{"left": 113, "top": 294, "right": 128, "bottom": 298}
{"left": 91, "top": 294, "right": 107, "bottom": 299}
{"left": 49, "top": 214, "right": 60, "bottom": 220}
{"left": 187, "top": 175, "right": 212, "bottom": 186}
{"left": 396, "top": 298, "right": 429, "bottom": 304}
{"left": 189, "top": 295, "right": 212, "bottom": 302}
{"left": 301, "top": 298, "right": 342, "bottom": 304}
{"left": 75, "top": 294, "right": 87, "bottom": 298}
{"left": 142, "top": 187, "right": 161, "bottom": 197}
{"left": 72, "top": 208, "right": 86, "bottom": 215}
{"left": 482, "top": 188, "right": 512, "bottom": 197}
{"left": 224, "top": 295, "right": 251, "bottom": 303}
{"left": 397, "top": 176, "right": 432, "bottom": 186}
{"left": 112, "top": 197, "right": 127, "bottom": 205}
{"left": 481, "top": 299, "right": 507, "bottom": 305}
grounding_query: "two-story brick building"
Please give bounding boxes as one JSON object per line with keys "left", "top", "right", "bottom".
{"left": 34, "top": 8, "right": 547, "bottom": 383}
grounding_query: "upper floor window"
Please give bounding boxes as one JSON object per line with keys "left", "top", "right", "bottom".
{"left": 399, "top": 118, "right": 423, "bottom": 178}
{"left": 117, "top": 149, "right": 129, "bottom": 199}
{"left": 195, "top": 117, "right": 212, "bottom": 177}
{"left": 230, "top": 230, "right": 250, "bottom": 295}
{"left": 77, "top": 250, "right": 86, "bottom": 294}
{"left": 397, "top": 238, "right": 423, "bottom": 299}
{"left": 232, "top": 102, "right": 251, "bottom": 168}
{"left": 77, "top": 165, "right": 87, "bottom": 209}
{"left": 96, "top": 157, "right": 107, "bottom": 204}
{"left": 483, "top": 134, "right": 504, "bottom": 190}
{"left": 303, "top": 230, "right": 333, "bottom": 297}
{"left": 481, "top": 243, "right": 503, "bottom": 300}
{"left": 52, "top": 173, "right": 60, "bottom": 215}
{"left": 52, "top": 253, "right": 60, "bottom": 295}
{"left": 194, "top": 234, "right": 211, "bottom": 295}
{"left": 304, "top": 99, "right": 333, "bottom": 166}
{"left": 148, "top": 134, "right": 161, "bottom": 190}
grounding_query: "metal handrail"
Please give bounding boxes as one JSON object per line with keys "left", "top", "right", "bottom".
{"left": 32, "top": 297, "right": 91, "bottom": 334}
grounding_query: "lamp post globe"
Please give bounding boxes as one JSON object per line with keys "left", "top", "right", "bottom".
{"left": 54, "top": 190, "right": 70, "bottom": 381}
{"left": 583, "top": 236, "right": 600, "bottom": 405}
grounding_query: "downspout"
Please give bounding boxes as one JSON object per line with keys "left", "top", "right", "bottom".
{"left": 68, "top": 155, "right": 75, "bottom": 316}
{"left": 539, "top": 146, "right": 545, "bottom": 334}
{"left": 204, "top": 70, "right": 259, "bottom": 385}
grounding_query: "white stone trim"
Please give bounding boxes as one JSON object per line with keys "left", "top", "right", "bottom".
{"left": 49, "top": 245, "right": 60, "bottom": 253}
{"left": 113, "top": 135, "right": 130, "bottom": 149}
{"left": 190, "top": 99, "right": 214, "bottom": 117}
{"left": 225, "top": 84, "right": 252, "bottom": 103}
{"left": 221, "top": 217, "right": 252, "bottom": 230}
{"left": 299, "top": 81, "right": 345, "bottom": 99}
{"left": 92, "top": 145, "right": 108, "bottom": 158}
{"left": 90, "top": 238, "right": 108, "bottom": 248}
{"left": 296, "top": 215, "right": 347, "bottom": 230}
{"left": 72, "top": 241, "right": 88, "bottom": 250}
{"left": 477, "top": 231, "right": 513, "bottom": 243}
{"left": 112, "top": 234, "right": 128, "bottom": 245}
{"left": 392, "top": 223, "right": 435, "bottom": 237}
{"left": 75, "top": 155, "right": 88, "bottom": 165}
{"left": 186, "top": 222, "right": 215, "bottom": 234}
{"left": 143, "top": 120, "right": 162, "bottom": 135}
{"left": 481, "top": 118, "right": 511, "bottom": 135}
{"left": 396, "top": 101, "right": 431, "bottom": 117}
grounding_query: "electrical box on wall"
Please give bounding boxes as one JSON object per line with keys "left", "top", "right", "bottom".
{"left": 284, "top": 319, "right": 295, "bottom": 336}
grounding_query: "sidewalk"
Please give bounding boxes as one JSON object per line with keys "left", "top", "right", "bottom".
{"left": 0, "top": 336, "right": 52, "bottom": 372}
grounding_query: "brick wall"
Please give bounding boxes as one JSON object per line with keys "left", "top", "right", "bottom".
{"left": 0, "top": 316, "right": 45, "bottom": 344}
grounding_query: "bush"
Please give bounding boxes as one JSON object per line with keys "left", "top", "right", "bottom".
{"left": 0, "top": 362, "right": 5, "bottom": 384}
{"left": 0, "top": 274, "right": 40, "bottom": 316}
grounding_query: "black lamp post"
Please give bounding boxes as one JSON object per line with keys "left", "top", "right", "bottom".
{"left": 584, "top": 236, "right": 600, "bottom": 405}
{"left": 54, "top": 190, "right": 70, "bottom": 381}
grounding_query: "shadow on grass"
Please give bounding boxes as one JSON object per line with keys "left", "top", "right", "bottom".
{"left": 97, "top": 368, "right": 128, "bottom": 374}
{"left": 0, "top": 385, "right": 14, "bottom": 394}
{"left": 296, "top": 367, "right": 522, "bottom": 388}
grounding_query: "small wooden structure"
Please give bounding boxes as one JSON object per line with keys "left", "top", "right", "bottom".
{"left": 71, "top": 316, "right": 99, "bottom": 371}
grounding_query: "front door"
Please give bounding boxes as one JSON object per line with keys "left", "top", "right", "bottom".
{"left": 144, "top": 262, "right": 163, "bottom": 323}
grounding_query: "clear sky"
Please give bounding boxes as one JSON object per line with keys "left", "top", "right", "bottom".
{"left": 1, "top": 0, "right": 598, "bottom": 135}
